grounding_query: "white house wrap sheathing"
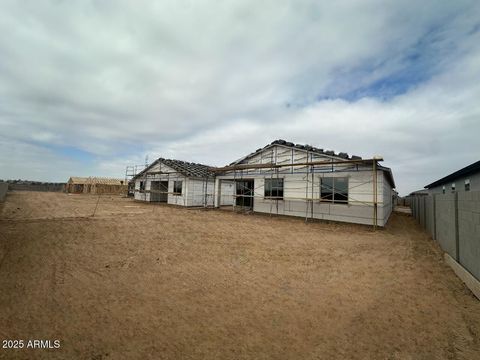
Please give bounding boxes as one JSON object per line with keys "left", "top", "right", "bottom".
{"left": 133, "top": 160, "right": 215, "bottom": 207}
{"left": 129, "top": 140, "right": 395, "bottom": 226}
{"left": 214, "top": 142, "right": 395, "bottom": 226}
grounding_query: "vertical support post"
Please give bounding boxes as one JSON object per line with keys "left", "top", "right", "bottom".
{"left": 291, "top": 148, "right": 294, "bottom": 174}
{"left": 183, "top": 174, "right": 187, "bottom": 207}
{"left": 270, "top": 150, "right": 274, "bottom": 216}
{"left": 203, "top": 176, "right": 207, "bottom": 208}
{"left": 211, "top": 176, "right": 215, "bottom": 208}
{"left": 311, "top": 164, "right": 314, "bottom": 221}
{"left": 373, "top": 160, "right": 378, "bottom": 230}
{"left": 305, "top": 162, "right": 309, "bottom": 223}
{"left": 454, "top": 191, "right": 459, "bottom": 262}
{"left": 423, "top": 196, "right": 427, "bottom": 229}
{"left": 432, "top": 194, "right": 437, "bottom": 240}
{"left": 92, "top": 194, "right": 101, "bottom": 217}
{"left": 214, "top": 178, "right": 220, "bottom": 208}
{"left": 233, "top": 170, "right": 236, "bottom": 212}
{"left": 275, "top": 146, "right": 279, "bottom": 215}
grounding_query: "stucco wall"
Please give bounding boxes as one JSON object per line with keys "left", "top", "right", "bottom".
{"left": 428, "top": 171, "right": 480, "bottom": 194}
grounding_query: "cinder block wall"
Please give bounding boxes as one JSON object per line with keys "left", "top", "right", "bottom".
{"left": 7, "top": 184, "right": 65, "bottom": 192}
{"left": 458, "top": 191, "right": 480, "bottom": 281}
{"left": 435, "top": 193, "right": 457, "bottom": 259}
{"left": 425, "top": 196, "right": 435, "bottom": 238}
{"left": 419, "top": 197, "right": 425, "bottom": 228}
{"left": 410, "top": 191, "right": 480, "bottom": 282}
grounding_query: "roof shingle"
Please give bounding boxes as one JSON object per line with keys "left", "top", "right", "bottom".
{"left": 230, "top": 139, "right": 363, "bottom": 165}
{"left": 133, "top": 158, "right": 215, "bottom": 179}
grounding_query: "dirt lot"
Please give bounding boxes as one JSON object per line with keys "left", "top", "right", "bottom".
{"left": 1, "top": 191, "right": 479, "bottom": 359}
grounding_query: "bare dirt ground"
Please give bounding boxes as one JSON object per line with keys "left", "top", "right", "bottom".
{"left": 0, "top": 191, "right": 479, "bottom": 360}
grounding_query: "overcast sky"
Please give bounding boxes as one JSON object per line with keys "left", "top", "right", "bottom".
{"left": 1, "top": 1, "right": 479, "bottom": 195}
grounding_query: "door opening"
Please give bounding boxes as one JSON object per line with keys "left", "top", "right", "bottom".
{"left": 150, "top": 181, "right": 168, "bottom": 202}
{"left": 236, "top": 179, "right": 254, "bottom": 209}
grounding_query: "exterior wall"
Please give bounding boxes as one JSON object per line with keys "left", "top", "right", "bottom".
{"left": 134, "top": 163, "right": 180, "bottom": 202}
{"left": 133, "top": 162, "right": 214, "bottom": 207}
{"left": 245, "top": 171, "right": 387, "bottom": 226}
{"left": 134, "top": 180, "right": 148, "bottom": 201}
{"left": 184, "top": 179, "right": 215, "bottom": 206}
{"left": 167, "top": 177, "right": 189, "bottom": 206}
{"left": 134, "top": 174, "right": 188, "bottom": 204}
{"left": 218, "top": 180, "right": 234, "bottom": 206}
{"left": 428, "top": 171, "right": 480, "bottom": 194}
{"left": 382, "top": 172, "right": 393, "bottom": 225}
{"left": 215, "top": 145, "right": 394, "bottom": 226}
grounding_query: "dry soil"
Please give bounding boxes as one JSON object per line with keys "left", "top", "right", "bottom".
{"left": 0, "top": 191, "right": 479, "bottom": 359}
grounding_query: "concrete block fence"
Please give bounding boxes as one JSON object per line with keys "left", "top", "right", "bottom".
{"left": 409, "top": 191, "right": 480, "bottom": 287}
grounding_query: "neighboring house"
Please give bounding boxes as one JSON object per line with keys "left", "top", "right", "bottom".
{"left": 409, "top": 189, "right": 429, "bottom": 196}
{"left": 405, "top": 189, "right": 429, "bottom": 207}
{"left": 66, "top": 177, "right": 127, "bottom": 195}
{"left": 425, "top": 160, "right": 480, "bottom": 194}
{"left": 213, "top": 140, "right": 395, "bottom": 226}
{"left": 132, "top": 158, "right": 216, "bottom": 207}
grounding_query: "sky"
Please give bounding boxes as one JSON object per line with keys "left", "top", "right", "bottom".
{"left": 0, "top": 1, "right": 479, "bottom": 195}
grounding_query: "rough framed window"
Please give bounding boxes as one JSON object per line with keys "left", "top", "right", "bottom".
{"left": 264, "top": 178, "right": 284, "bottom": 199}
{"left": 465, "top": 179, "right": 470, "bottom": 191}
{"left": 321, "top": 177, "right": 348, "bottom": 204}
{"left": 139, "top": 181, "right": 145, "bottom": 191}
{"left": 451, "top": 182, "right": 456, "bottom": 192}
{"left": 442, "top": 185, "right": 445, "bottom": 194}
{"left": 173, "top": 181, "right": 182, "bottom": 195}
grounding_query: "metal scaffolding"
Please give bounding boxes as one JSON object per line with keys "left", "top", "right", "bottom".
{"left": 126, "top": 153, "right": 388, "bottom": 228}
{"left": 212, "top": 154, "right": 383, "bottom": 228}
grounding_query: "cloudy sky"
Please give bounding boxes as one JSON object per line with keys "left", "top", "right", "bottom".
{"left": 1, "top": 1, "right": 479, "bottom": 195}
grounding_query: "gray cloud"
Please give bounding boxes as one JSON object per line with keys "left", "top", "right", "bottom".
{"left": 0, "top": 0, "right": 479, "bottom": 195}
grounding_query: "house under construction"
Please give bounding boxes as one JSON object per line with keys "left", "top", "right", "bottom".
{"left": 66, "top": 177, "right": 127, "bottom": 195}
{"left": 131, "top": 158, "right": 215, "bottom": 207}
{"left": 127, "top": 140, "right": 396, "bottom": 226}
{"left": 213, "top": 140, "right": 395, "bottom": 227}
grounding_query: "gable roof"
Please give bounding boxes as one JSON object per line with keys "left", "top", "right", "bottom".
{"left": 68, "top": 177, "right": 125, "bottom": 185}
{"left": 378, "top": 165, "right": 395, "bottom": 189}
{"left": 132, "top": 158, "right": 215, "bottom": 180}
{"left": 229, "top": 139, "right": 363, "bottom": 165}
{"left": 227, "top": 139, "right": 395, "bottom": 188}
{"left": 409, "top": 189, "right": 429, "bottom": 196}
{"left": 425, "top": 160, "right": 480, "bottom": 189}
